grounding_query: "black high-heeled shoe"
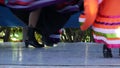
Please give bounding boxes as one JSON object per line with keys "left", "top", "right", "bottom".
{"left": 25, "top": 40, "right": 44, "bottom": 48}
{"left": 119, "top": 48, "right": 120, "bottom": 56}
{"left": 41, "top": 36, "right": 54, "bottom": 47}
{"left": 103, "top": 45, "right": 112, "bottom": 58}
{"left": 25, "top": 27, "right": 44, "bottom": 48}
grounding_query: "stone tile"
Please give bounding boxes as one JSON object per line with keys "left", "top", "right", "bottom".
{"left": 0, "top": 42, "right": 120, "bottom": 68}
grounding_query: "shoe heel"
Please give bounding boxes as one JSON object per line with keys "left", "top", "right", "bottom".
{"left": 103, "top": 45, "right": 112, "bottom": 58}
{"left": 103, "top": 50, "right": 107, "bottom": 58}
{"left": 25, "top": 40, "right": 29, "bottom": 48}
{"left": 119, "top": 48, "right": 120, "bottom": 56}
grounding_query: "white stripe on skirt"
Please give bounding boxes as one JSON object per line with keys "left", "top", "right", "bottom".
{"left": 92, "top": 26, "right": 120, "bottom": 34}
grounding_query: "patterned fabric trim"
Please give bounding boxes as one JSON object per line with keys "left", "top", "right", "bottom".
{"left": 93, "top": 23, "right": 120, "bottom": 29}
{"left": 94, "top": 39, "right": 120, "bottom": 48}
{"left": 92, "top": 26, "right": 120, "bottom": 34}
{"left": 93, "top": 14, "right": 120, "bottom": 48}
{"left": 93, "top": 33, "right": 120, "bottom": 40}
{"left": 95, "top": 20, "right": 120, "bottom": 25}
{"left": 99, "top": 14, "right": 120, "bottom": 18}
{"left": 93, "top": 31, "right": 119, "bottom": 38}
{"left": 96, "top": 15, "right": 120, "bottom": 23}
{"left": 93, "top": 34, "right": 120, "bottom": 44}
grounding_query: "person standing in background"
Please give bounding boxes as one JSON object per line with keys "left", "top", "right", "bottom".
{"left": 27, "top": 0, "right": 84, "bottom": 47}
{"left": 0, "top": 0, "right": 84, "bottom": 48}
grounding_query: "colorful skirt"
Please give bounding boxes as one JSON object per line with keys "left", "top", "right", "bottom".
{"left": 6, "top": 0, "right": 64, "bottom": 10}
{"left": 93, "top": 14, "right": 120, "bottom": 48}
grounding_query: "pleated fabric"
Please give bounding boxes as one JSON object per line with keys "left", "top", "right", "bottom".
{"left": 93, "top": 14, "right": 120, "bottom": 48}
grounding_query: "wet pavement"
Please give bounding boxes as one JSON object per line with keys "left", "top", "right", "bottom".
{"left": 0, "top": 42, "right": 120, "bottom": 68}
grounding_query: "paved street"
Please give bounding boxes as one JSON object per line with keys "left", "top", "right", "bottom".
{"left": 0, "top": 42, "right": 120, "bottom": 68}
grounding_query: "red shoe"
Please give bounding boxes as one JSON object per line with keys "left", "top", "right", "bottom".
{"left": 8, "top": 0, "right": 34, "bottom": 6}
